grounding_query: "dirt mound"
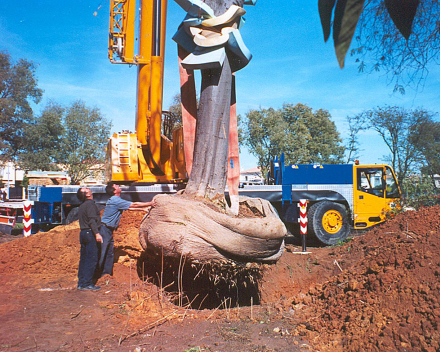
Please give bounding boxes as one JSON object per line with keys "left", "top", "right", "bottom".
{"left": 289, "top": 206, "right": 440, "bottom": 351}
{"left": 0, "top": 212, "right": 145, "bottom": 279}
{"left": 1, "top": 205, "right": 440, "bottom": 351}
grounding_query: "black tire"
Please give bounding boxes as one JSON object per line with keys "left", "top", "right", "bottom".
{"left": 308, "top": 201, "right": 349, "bottom": 246}
{"left": 65, "top": 207, "right": 79, "bottom": 225}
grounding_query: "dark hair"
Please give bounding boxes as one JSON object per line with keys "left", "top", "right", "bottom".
{"left": 105, "top": 182, "right": 116, "bottom": 196}
{"left": 77, "top": 188, "right": 87, "bottom": 202}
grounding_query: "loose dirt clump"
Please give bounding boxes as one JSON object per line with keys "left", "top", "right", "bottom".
{"left": 1, "top": 205, "right": 440, "bottom": 351}
{"left": 288, "top": 206, "right": 440, "bottom": 352}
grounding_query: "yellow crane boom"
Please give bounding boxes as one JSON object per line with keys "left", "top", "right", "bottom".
{"left": 107, "top": 0, "right": 185, "bottom": 183}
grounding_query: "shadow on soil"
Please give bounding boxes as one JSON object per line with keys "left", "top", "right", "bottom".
{"left": 136, "top": 250, "right": 262, "bottom": 310}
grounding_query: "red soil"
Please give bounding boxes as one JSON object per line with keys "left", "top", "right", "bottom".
{"left": 0, "top": 206, "right": 439, "bottom": 351}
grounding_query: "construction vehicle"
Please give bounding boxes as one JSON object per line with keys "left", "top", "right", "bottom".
{"left": 107, "top": 0, "right": 186, "bottom": 183}
{"left": 237, "top": 154, "right": 402, "bottom": 245}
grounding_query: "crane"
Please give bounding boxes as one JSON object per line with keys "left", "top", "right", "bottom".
{"left": 107, "top": 0, "right": 185, "bottom": 183}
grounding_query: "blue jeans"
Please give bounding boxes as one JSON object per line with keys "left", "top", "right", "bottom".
{"left": 78, "top": 229, "right": 99, "bottom": 287}
{"left": 99, "top": 225, "right": 114, "bottom": 276}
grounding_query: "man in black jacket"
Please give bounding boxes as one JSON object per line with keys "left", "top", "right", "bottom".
{"left": 76, "top": 187, "right": 103, "bottom": 291}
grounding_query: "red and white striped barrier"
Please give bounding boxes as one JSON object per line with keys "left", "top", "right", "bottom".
{"left": 23, "top": 201, "right": 33, "bottom": 237}
{"left": 298, "top": 199, "right": 308, "bottom": 234}
{"left": 298, "top": 199, "right": 308, "bottom": 252}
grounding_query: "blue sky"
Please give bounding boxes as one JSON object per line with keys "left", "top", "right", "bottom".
{"left": 1, "top": 1, "right": 439, "bottom": 171}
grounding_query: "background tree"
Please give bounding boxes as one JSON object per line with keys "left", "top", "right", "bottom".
{"left": 409, "top": 119, "right": 440, "bottom": 180}
{"left": 0, "top": 51, "right": 43, "bottom": 161}
{"left": 352, "top": 0, "right": 439, "bottom": 93}
{"left": 163, "top": 94, "right": 183, "bottom": 140}
{"left": 19, "top": 101, "right": 64, "bottom": 171}
{"left": 240, "top": 103, "right": 344, "bottom": 176}
{"left": 353, "top": 105, "right": 434, "bottom": 183}
{"left": 344, "top": 114, "right": 367, "bottom": 163}
{"left": 58, "top": 100, "right": 112, "bottom": 185}
{"left": 240, "top": 107, "right": 288, "bottom": 177}
{"left": 282, "top": 104, "right": 345, "bottom": 164}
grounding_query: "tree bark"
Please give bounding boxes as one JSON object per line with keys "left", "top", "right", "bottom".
{"left": 184, "top": 0, "right": 240, "bottom": 201}
{"left": 185, "top": 48, "right": 232, "bottom": 200}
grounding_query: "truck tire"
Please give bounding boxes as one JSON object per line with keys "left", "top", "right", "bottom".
{"left": 308, "top": 201, "right": 349, "bottom": 246}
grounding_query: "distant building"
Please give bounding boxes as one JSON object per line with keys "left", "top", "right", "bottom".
{"left": 81, "top": 164, "right": 106, "bottom": 186}
{"left": 240, "top": 167, "right": 264, "bottom": 186}
{"left": 0, "top": 162, "right": 25, "bottom": 187}
{"left": 27, "top": 171, "right": 70, "bottom": 186}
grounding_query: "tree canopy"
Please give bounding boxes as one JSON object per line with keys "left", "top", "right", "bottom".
{"left": 351, "top": 105, "right": 436, "bottom": 183}
{"left": 20, "top": 101, "right": 64, "bottom": 171}
{"left": 319, "top": 0, "right": 421, "bottom": 70}
{"left": 0, "top": 51, "right": 43, "bottom": 161}
{"left": 240, "top": 103, "right": 344, "bottom": 176}
{"left": 58, "top": 100, "right": 112, "bottom": 185}
{"left": 319, "top": 0, "right": 439, "bottom": 93}
{"left": 163, "top": 94, "right": 183, "bottom": 140}
{"left": 352, "top": 0, "right": 439, "bottom": 92}
{"left": 19, "top": 100, "right": 112, "bottom": 184}
{"left": 409, "top": 119, "right": 440, "bottom": 178}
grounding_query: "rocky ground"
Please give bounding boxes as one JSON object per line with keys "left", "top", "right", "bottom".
{"left": 0, "top": 205, "right": 439, "bottom": 351}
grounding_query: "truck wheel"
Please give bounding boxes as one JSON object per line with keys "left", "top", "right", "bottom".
{"left": 308, "top": 201, "right": 349, "bottom": 246}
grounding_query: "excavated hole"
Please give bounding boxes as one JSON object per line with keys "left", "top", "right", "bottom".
{"left": 137, "top": 250, "right": 262, "bottom": 309}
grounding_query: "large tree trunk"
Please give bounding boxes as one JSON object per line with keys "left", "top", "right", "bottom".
{"left": 185, "top": 58, "right": 232, "bottom": 199}
{"left": 184, "top": 0, "right": 241, "bottom": 201}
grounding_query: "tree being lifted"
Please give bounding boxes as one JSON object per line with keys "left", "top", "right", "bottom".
{"left": 139, "top": 0, "right": 287, "bottom": 266}
{"left": 108, "top": 0, "right": 421, "bottom": 270}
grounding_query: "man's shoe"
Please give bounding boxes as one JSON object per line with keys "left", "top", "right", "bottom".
{"left": 78, "top": 285, "right": 101, "bottom": 291}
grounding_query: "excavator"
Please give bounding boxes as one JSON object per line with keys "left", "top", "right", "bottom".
{"left": 107, "top": 0, "right": 186, "bottom": 183}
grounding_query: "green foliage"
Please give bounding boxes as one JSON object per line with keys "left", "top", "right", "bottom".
{"left": 20, "top": 101, "right": 64, "bottom": 171}
{"left": 319, "top": 0, "right": 420, "bottom": 72}
{"left": 0, "top": 51, "right": 43, "bottom": 161}
{"left": 344, "top": 115, "right": 364, "bottom": 163}
{"left": 163, "top": 93, "right": 184, "bottom": 140}
{"left": 352, "top": 0, "right": 437, "bottom": 92}
{"left": 351, "top": 106, "right": 435, "bottom": 184}
{"left": 18, "top": 100, "right": 111, "bottom": 184}
{"left": 400, "top": 174, "right": 440, "bottom": 209}
{"left": 409, "top": 119, "right": 440, "bottom": 178}
{"left": 21, "top": 174, "right": 29, "bottom": 188}
{"left": 319, "top": 0, "right": 366, "bottom": 68}
{"left": 240, "top": 103, "right": 344, "bottom": 175}
{"left": 59, "top": 100, "right": 112, "bottom": 185}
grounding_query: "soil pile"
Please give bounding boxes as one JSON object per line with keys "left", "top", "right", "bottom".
{"left": 1, "top": 205, "right": 440, "bottom": 351}
{"left": 0, "top": 212, "right": 145, "bottom": 279}
{"left": 290, "top": 206, "right": 440, "bottom": 351}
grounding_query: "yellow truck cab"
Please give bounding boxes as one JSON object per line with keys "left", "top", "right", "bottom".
{"left": 353, "top": 164, "right": 401, "bottom": 229}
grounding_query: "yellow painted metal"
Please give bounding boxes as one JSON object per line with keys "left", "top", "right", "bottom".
{"left": 352, "top": 165, "right": 401, "bottom": 229}
{"left": 322, "top": 210, "right": 343, "bottom": 234}
{"left": 135, "top": 0, "right": 167, "bottom": 176}
{"left": 106, "top": 132, "right": 139, "bottom": 182}
{"left": 107, "top": 0, "right": 186, "bottom": 183}
{"left": 108, "top": 0, "right": 136, "bottom": 63}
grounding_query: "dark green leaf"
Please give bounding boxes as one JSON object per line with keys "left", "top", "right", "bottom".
{"left": 318, "top": 0, "right": 337, "bottom": 42}
{"left": 384, "top": 0, "right": 419, "bottom": 40}
{"left": 333, "top": 0, "right": 366, "bottom": 68}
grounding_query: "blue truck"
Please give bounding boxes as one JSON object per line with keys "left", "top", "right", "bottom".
{"left": 238, "top": 154, "right": 402, "bottom": 245}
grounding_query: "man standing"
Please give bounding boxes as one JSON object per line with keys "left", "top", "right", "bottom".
{"left": 99, "top": 182, "right": 155, "bottom": 277}
{"left": 77, "top": 187, "right": 103, "bottom": 291}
